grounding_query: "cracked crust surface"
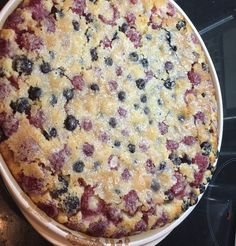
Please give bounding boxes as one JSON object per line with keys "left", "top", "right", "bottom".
{"left": 0, "top": 0, "right": 218, "bottom": 238}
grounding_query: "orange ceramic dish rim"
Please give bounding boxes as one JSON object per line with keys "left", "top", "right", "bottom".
{"left": 0, "top": 0, "right": 223, "bottom": 245}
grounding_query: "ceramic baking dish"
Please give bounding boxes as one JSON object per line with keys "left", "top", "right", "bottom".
{"left": 0, "top": 0, "right": 223, "bottom": 245}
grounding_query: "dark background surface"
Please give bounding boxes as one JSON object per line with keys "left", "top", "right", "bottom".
{"left": 1, "top": 0, "right": 236, "bottom": 245}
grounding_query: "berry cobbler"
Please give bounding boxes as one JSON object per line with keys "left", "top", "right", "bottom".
{"left": 0, "top": 0, "right": 219, "bottom": 238}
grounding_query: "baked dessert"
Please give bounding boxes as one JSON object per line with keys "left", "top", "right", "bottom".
{"left": 0, "top": 0, "right": 219, "bottom": 238}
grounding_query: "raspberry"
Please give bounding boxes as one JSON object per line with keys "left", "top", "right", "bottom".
{"left": 123, "top": 190, "right": 139, "bottom": 215}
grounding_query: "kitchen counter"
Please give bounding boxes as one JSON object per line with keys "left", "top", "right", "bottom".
{"left": 0, "top": 177, "right": 50, "bottom": 246}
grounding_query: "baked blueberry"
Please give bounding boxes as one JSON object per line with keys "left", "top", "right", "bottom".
{"left": 176, "top": 20, "right": 186, "bottom": 30}
{"left": 40, "top": 62, "right": 51, "bottom": 74}
{"left": 159, "top": 161, "right": 166, "bottom": 170}
{"left": 178, "top": 115, "right": 185, "bottom": 122}
{"left": 51, "top": 176, "right": 68, "bottom": 198}
{"left": 200, "top": 141, "right": 212, "bottom": 156}
{"left": 51, "top": 5, "right": 64, "bottom": 18}
{"left": 181, "top": 154, "right": 192, "bottom": 165}
{"left": 63, "top": 88, "right": 74, "bottom": 101}
{"left": 163, "top": 78, "right": 175, "bottom": 89}
{"left": 145, "top": 34, "right": 152, "bottom": 40}
{"left": 72, "top": 20, "right": 80, "bottom": 31}
{"left": 164, "top": 191, "right": 174, "bottom": 201}
{"left": 129, "top": 52, "right": 139, "bottom": 62}
{"left": 144, "top": 107, "right": 150, "bottom": 115}
{"left": 114, "top": 140, "right": 121, "bottom": 147}
{"left": 157, "top": 99, "right": 164, "bottom": 105}
{"left": 73, "top": 161, "right": 85, "bottom": 173}
{"left": 50, "top": 94, "right": 57, "bottom": 106}
{"left": 118, "top": 91, "right": 126, "bottom": 101}
{"left": 90, "top": 83, "right": 100, "bottom": 91}
{"left": 28, "top": 86, "right": 42, "bottom": 101}
{"left": 90, "top": 48, "right": 98, "bottom": 61}
{"left": 93, "top": 161, "right": 101, "bottom": 170}
{"left": 169, "top": 153, "right": 182, "bottom": 165}
{"left": 135, "top": 79, "right": 145, "bottom": 90}
{"left": 165, "top": 61, "right": 173, "bottom": 71}
{"left": 63, "top": 195, "right": 80, "bottom": 215}
{"left": 84, "top": 13, "right": 93, "bottom": 23}
{"left": 12, "top": 56, "right": 33, "bottom": 75}
{"left": 43, "top": 128, "right": 57, "bottom": 140}
{"left": 151, "top": 179, "right": 160, "bottom": 192}
{"left": 140, "top": 58, "right": 148, "bottom": 68}
{"left": 140, "top": 95, "right": 147, "bottom": 103}
{"left": 128, "top": 143, "right": 135, "bottom": 153}
{"left": 64, "top": 115, "right": 78, "bottom": 131}
{"left": 119, "top": 23, "right": 128, "bottom": 33}
{"left": 10, "top": 98, "right": 30, "bottom": 114}
{"left": 49, "top": 127, "right": 57, "bottom": 138}
{"left": 105, "top": 57, "right": 113, "bottom": 66}
{"left": 109, "top": 117, "right": 117, "bottom": 128}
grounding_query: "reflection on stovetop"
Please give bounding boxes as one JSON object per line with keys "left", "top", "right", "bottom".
{"left": 159, "top": 157, "right": 236, "bottom": 246}
{"left": 161, "top": 1, "right": 236, "bottom": 245}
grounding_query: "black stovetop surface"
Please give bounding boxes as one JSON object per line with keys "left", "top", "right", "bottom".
{"left": 0, "top": 1, "right": 236, "bottom": 246}
{"left": 160, "top": 1, "right": 236, "bottom": 246}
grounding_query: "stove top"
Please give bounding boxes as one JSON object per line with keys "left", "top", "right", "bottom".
{"left": 0, "top": 0, "right": 236, "bottom": 245}
{"left": 160, "top": 1, "right": 236, "bottom": 245}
